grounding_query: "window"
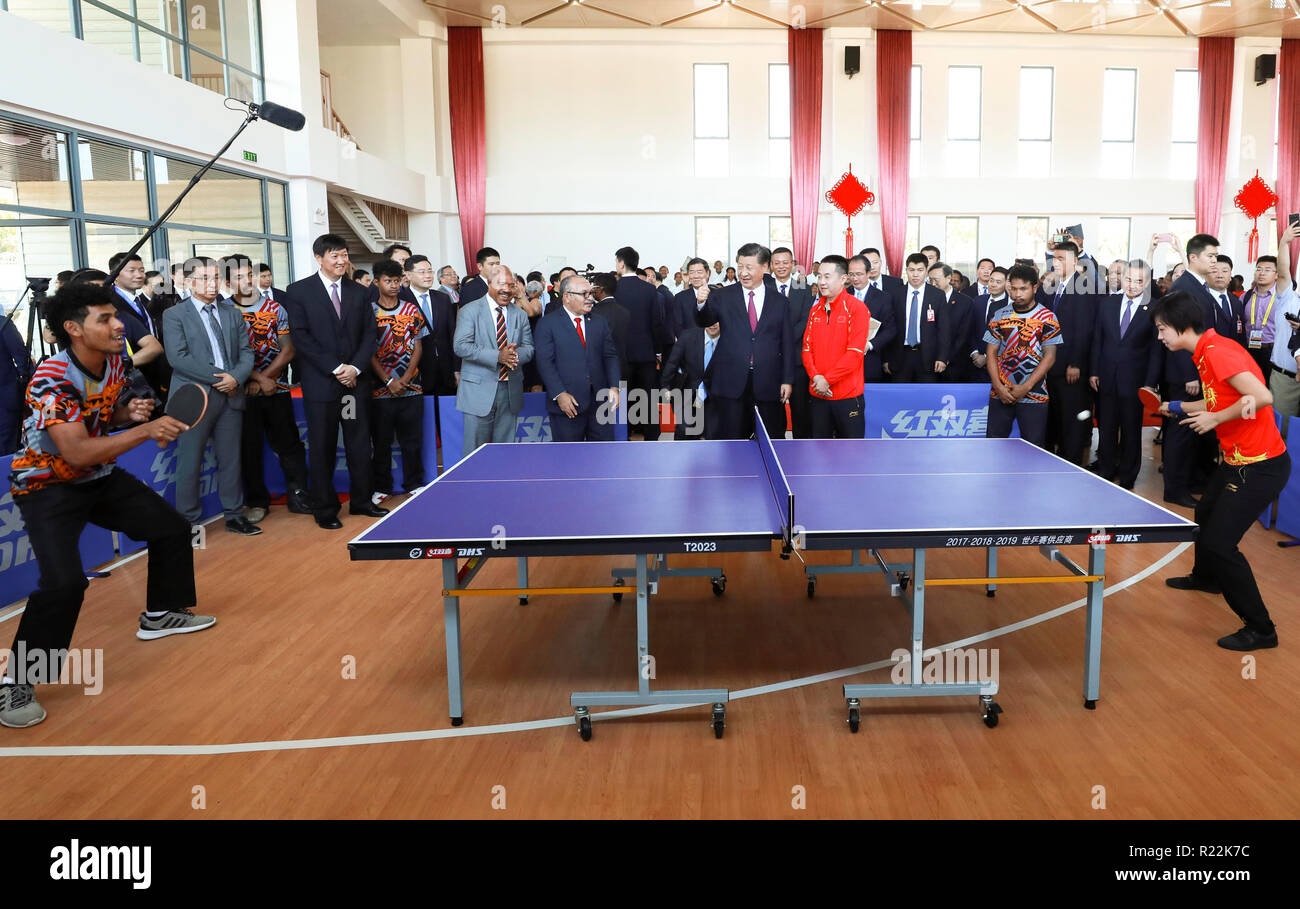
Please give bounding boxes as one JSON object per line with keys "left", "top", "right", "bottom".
{"left": 905, "top": 216, "right": 920, "bottom": 262}
{"left": 78, "top": 139, "right": 149, "bottom": 221}
{"left": 1018, "top": 67, "right": 1053, "bottom": 178}
{"left": 1016, "top": 217, "right": 1049, "bottom": 263}
{"left": 946, "top": 66, "right": 981, "bottom": 178}
{"left": 1097, "top": 217, "right": 1131, "bottom": 264}
{"left": 0, "top": 119, "right": 72, "bottom": 212}
{"left": 0, "top": 1, "right": 267, "bottom": 102}
{"left": 768, "top": 216, "right": 792, "bottom": 255}
{"left": 694, "top": 63, "right": 729, "bottom": 178}
{"left": 1101, "top": 67, "right": 1136, "bottom": 178}
{"left": 945, "top": 217, "right": 979, "bottom": 276}
{"left": 1171, "top": 69, "right": 1198, "bottom": 179}
{"left": 695, "top": 216, "right": 729, "bottom": 267}
{"left": 910, "top": 65, "right": 922, "bottom": 176}
{"left": 769, "top": 63, "right": 790, "bottom": 178}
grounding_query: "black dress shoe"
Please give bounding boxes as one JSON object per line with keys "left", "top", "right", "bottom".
{"left": 348, "top": 504, "right": 390, "bottom": 517}
{"left": 225, "top": 517, "right": 264, "bottom": 536}
{"left": 1164, "top": 493, "right": 1200, "bottom": 508}
{"left": 316, "top": 516, "right": 343, "bottom": 529}
{"left": 287, "top": 489, "right": 314, "bottom": 515}
{"left": 1165, "top": 574, "right": 1222, "bottom": 594}
{"left": 1217, "top": 626, "right": 1279, "bottom": 651}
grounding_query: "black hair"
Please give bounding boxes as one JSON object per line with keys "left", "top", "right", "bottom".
{"left": 475, "top": 247, "right": 500, "bottom": 266}
{"left": 1186, "top": 233, "right": 1218, "bottom": 259}
{"left": 259, "top": 263, "right": 273, "bottom": 275}
{"left": 68, "top": 268, "right": 109, "bottom": 286}
{"left": 56, "top": 269, "right": 75, "bottom": 284}
{"left": 1216, "top": 253, "right": 1233, "bottom": 269}
{"left": 183, "top": 256, "right": 218, "bottom": 277}
{"left": 615, "top": 246, "right": 640, "bottom": 271}
{"left": 1257, "top": 255, "right": 1278, "bottom": 267}
{"left": 220, "top": 253, "right": 254, "bottom": 275}
{"left": 313, "top": 233, "right": 348, "bottom": 257}
{"left": 1148, "top": 290, "right": 1204, "bottom": 334}
{"left": 526, "top": 270, "right": 543, "bottom": 283}
{"left": 819, "top": 255, "right": 849, "bottom": 276}
{"left": 382, "top": 243, "right": 413, "bottom": 260}
{"left": 145, "top": 270, "right": 160, "bottom": 280}
{"left": 920, "top": 245, "right": 941, "bottom": 258}
{"left": 351, "top": 269, "right": 370, "bottom": 281}
{"left": 372, "top": 259, "right": 404, "bottom": 281}
{"left": 905, "top": 252, "right": 929, "bottom": 268}
{"left": 1052, "top": 241, "right": 1079, "bottom": 257}
{"left": 977, "top": 257, "right": 995, "bottom": 268}
{"left": 991, "top": 266, "right": 1008, "bottom": 278}
{"left": 736, "top": 242, "right": 770, "bottom": 266}
{"left": 860, "top": 247, "right": 881, "bottom": 258}
{"left": 847, "top": 255, "right": 869, "bottom": 270}
{"left": 46, "top": 282, "right": 116, "bottom": 346}
{"left": 1006, "top": 263, "right": 1040, "bottom": 286}
{"left": 772, "top": 247, "right": 793, "bottom": 258}
{"left": 928, "top": 262, "right": 953, "bottom": 278}
{"left": 686, "top": 257, "right": 709, "bottom": 271}
{"left": 108, "top": 251, "right": 142, "bottom": 274}
{"left": 404, "top": 254, "right": 432, "bottom": 271}
{"left": 591, "top": 272, "right": 617, "bottom": 296}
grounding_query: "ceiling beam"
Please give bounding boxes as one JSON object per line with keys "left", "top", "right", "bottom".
{"left": 1144, "top": 0, "right": 1189, "bottom": 37}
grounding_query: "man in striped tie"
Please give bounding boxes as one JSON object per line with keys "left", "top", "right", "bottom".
{"left": 452, "top": 266, "right": 534, "bottom": 457}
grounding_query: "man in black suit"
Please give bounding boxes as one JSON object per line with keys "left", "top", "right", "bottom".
{"left": 693, "top": 242, "right": 793, "bottom": 439}
{"left": 108, "top": 251, "right": 170, "bottom": 401}
{"left": 859, "top": 247, "right": 904, "bottom": 298}
{"left": 614, "top": 245, "right": 666, "bottom": 440}
{"left": 589, "top": 272, "right": 630, "bottom": 382}
{"left": 1089, "top": 260, "right": 1162, "bottom": 490}
{"left": 543, "top": 267, "right": 577, "bottom": 316}
{"left": 1208, "top": 254, "right": 1246, "bottom": 345}
{"left": 661, "top": 320, "right": 719, "bottom": 440}
{"left": 846, "top": 255, "right": 895, "bottom": 384}
{"left": 533, "top": 274, "right": 621, "bottom": 442}
{"left": 1039, "top": 241, "right": 1100, "bottom": 465}
{"left": 928, "top": 262, "right": 979, "bottom": 382}
{"left": 400, "top": 255, "right": 458, "bottom": 396}
{"left": 672, "top": 258, "right": 713, "bottom": 342}
{"left": 282, "top": 234, "right": 383, "bottom": 530}
{"left": 457, "top": 246, "right": 499, "bottom": 308}
{"left": 887, "top": 253, "right": 951, "bottom": 383}
{"left": 964, "top": 258, "right": 994, "bottom": 300}
{"left": 775, "top": 247, "right": 816, "bottom": 436}
{"left": 971, "top": 267, "right": 1009, "bottom": 379}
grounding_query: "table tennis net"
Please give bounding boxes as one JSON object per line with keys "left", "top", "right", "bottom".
{"left": 753, "top": 407, "right": 794, "bottom": 548}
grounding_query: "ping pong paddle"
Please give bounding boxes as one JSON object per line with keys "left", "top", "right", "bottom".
{"left": 158, "top": 384, "right": 208, "bottom": 446}
{"left": 1139, "top": 386, "right": 1161, "bottom": 418}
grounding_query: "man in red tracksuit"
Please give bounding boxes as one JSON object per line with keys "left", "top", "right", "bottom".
{"left": 802, "top": 254, "right": 869, "bottom": 438}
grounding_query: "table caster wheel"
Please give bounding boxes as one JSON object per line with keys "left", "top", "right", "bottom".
{"left": 519, "top": 596, "right": 528, "bottom": 605}
{"left": 806, "top": 577, "right": 816, "bottom": 598}
{"left": 848, "top": 705, "right": 860, "bottom": 734}
{"left": 1084, "top": 698, "right": 1097, "bottom": 710}
{"left": 986, "top": 590, "right": 996, "bottom": 598}
{"left": 612, "top": 578, "right": 623, "bottom": 603}
{"left": 578, "top": 716, "right": 592, "bottom": 741}
{"left": 450, "top": 716, "right": 463, "bottom": 727}
{"left": 711, "top": 703, "right": 725, "bottom": 739}
{"left": 711, "top": 574, "right": 726, "bottom": 597}
{"left": 980, "top": 697, "right": 1002, "bottom": 728}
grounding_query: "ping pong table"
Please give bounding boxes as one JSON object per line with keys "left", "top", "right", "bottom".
{"left": 349, "top": 410, "right": 1196, "bottom": 740}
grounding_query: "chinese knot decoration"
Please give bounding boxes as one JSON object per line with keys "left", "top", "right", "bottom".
{"left": 825, "top": 165, "right": 875, "bottom": 258}
{"left": 1234, "top": 170, "right": 1278, "bottom": 262}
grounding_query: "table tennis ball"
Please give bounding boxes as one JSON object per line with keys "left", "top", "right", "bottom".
{"left": 1077, "top": 410, "right": 1092, "bottom": 421}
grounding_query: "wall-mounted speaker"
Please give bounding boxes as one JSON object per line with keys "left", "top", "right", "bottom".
{"left": 845, "top": 46, "right": 861, "bottom": 78}
{"left": 1255, "top": 54, "right": 1277, "bottom": 86}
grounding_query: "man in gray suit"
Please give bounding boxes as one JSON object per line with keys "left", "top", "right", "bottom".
{"left": 164, "top": 257, "right": 259, "bottom": 535}
{"left": 453, "top": 266, "right": 534, "bottom": 457}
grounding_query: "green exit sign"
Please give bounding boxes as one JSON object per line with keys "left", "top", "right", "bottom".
{"left": 242, "top": 150, "right": 257, "bottom": 162}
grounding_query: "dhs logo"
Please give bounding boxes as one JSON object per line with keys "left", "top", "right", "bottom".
{"left": 457, "top": 547, "right": 485, "bottom": 557}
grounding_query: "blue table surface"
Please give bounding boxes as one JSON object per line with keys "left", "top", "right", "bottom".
{"left": 352, "top": 437, "right": 1194, "bottom": 545}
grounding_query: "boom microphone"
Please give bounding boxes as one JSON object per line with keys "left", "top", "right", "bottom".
{"left": 248, "top": 100, "right": 306, "bottom": 132}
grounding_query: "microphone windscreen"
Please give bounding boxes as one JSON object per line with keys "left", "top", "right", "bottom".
{"left": 256, "top": 101, "right": 306, "bottom": 132}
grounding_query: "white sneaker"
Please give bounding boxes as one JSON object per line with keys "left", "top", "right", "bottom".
{"left": 371, "top": 492, "right": 390, "bottom": 506}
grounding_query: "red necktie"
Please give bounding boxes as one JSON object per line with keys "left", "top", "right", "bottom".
{"left": 747, "top": 290, "right": 758, "bottom": 332}
{"left": 495, "top": 306, "right": 509, "bottom": 381}
{"left": 574, "top": 316, "right": 586, "bottom": 347}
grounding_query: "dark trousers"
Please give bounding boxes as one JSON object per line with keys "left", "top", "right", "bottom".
{"left": 789, "top": 368, "right": 813, "bottom": 439}
{"left": 1248, "top": 344, "right": 1273, "bottom": 380}
{"left": 370, "top": 394, "right": 425, "bottom": 493}
{"left": 627, "top": 360, "right": 660, "bottom": 440}
{"left": 304, "top": 394, "right": 372, "bottom": 519}
{"left": 241, "top": 391, "right": 308, "bottom": 508}
{"left": 1161, "top": 410, "right": 1200, "bottom": 499}
{"left": 1095, "top": 386, "right": 1144, "bottom": 486}
{"left": 550, "top": 398, "right": 616, "bottom": 442}
{"left": 1190, "top": 452, "right": 1291, "bottom": 633}
{"left": 674, "top": 397, "right": 711, "bottom": 440}
{"left": 8, "top": 469, "right": 195, "bottom": 673}
{"left": 1046, "top": 373, "right": 1091, "bottom": 463}
{"left": 893, "top": 346, "right": 936, "bottom": 383}
{"left": 0, "top": 400, "right": 21, "bottom": 455}
{"left": 709, "top": 373, "right": 785, "bottom": 440}
{"left": 810, "top": 393, "right": 865, "bottom": 439}
{"left": 987, "top": 398, "right": 1049, "bottom": 447}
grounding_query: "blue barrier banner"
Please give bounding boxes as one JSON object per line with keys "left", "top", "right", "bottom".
{"left": 865, "top": 383, "right": 1015, "bottom": 439}
{"left": 0, "top": 455, "right": 121, "bottom": 606}
{"left": 1273, "top": 415, "right": 1300, "bottom": 538}
{"left": 437, "top": 392, "right": 629, "bottom": 467}
{"left": 1257, "top": 411, "right": 1286, "bottom": 529}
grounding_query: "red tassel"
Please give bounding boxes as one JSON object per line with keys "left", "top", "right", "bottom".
{"left": 845, "top": 224, "right": 854, "bottom": 259}
{"left": 1248, "top": 222, "right": 1260, "bottom": 262}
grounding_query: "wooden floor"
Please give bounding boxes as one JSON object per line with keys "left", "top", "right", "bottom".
{"left": 1, "top": 431, "right": 1297, "bottom": 820}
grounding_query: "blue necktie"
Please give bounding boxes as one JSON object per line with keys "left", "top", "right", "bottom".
{"left": 700, "top": 337, "right": 714, "bottom": 402}
{"left": 1219, "top": 293, "right": 1233, "bottom": 323}
{"left": 906, "top": 290, "right": 921, "bottom": 346}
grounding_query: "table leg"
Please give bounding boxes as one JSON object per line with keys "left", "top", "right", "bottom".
{"left": 986, "top": 546, "right": 998, "bottom": 597}
{"left": 1083, "top": 542, "right": 1106, "bottom": 710}
{"left": 443, "top": 558, "right": 464, "bottom": 726}
{"left": 517, "top": 557, "right": 529, "bottom": 605}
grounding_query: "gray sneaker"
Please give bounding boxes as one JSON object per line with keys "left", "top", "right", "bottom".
{"left": 137, "top": 608, "right": 217, "bottom": 641}
{"left": 244, "top": 506, "right": 268, "bottom": 524}
{"left": 0, "top": 683, "right": 46, "bottom": 728}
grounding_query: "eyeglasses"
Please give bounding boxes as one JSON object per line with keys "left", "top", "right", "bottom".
{"left": 565, "top": 290, "right": 594, "bottom": 297}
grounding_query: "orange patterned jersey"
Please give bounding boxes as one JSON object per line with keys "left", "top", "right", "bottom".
{"left": 10, "top": 351, "right": 130, "bottom": 495}
{"left": 1193, "top": 329, "right": 1285, "bottom": 466}
{"left": 235, "top": 296, "right": 291, "bottom": 393}
{"left": 982, "top": 302, "right": 1062, "bottom": 403}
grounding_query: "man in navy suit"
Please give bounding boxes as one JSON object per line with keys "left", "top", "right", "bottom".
{"left": 860, "top": 247, "right": 904, "bottom": 298}
{"left": 661, "top": 320, "right": 719, "bottom": 440}
{"left": 1089, "top": 260, "right": 1162, "bottom": 489}
{"left": 694, "top": 242, "right": 794, "bottom": 439}
{"left": 283, "top": 234, "right": 383, "bottom": 529}
{"left": 672, "top": 258, "right": 713, "bottom": 341}
{"left": 971, "top": 267, "right": 1009, "bottom": 379}
{"left": 963, "top": 258, "right": 995, "bottom": 300}
{"left": 887, "top": 253, "right": 951, "bottom": 383}
{"left": 458, "top": 246, "right": 499, "bottom": 308}
{"left": 847, "top": 255, "right": 896, "bottom": 383}
{"left": 534, "top": 274, "right": 621, "bottom": 442}
{"left": 400, "top": 255, "right": 459, "bottom": 396}
{"left": 1209, "top": 254, "right": 1246, "bottom": 345}
{"left": 928, "top": 262, "right": 980, "bottom": 382}
{"left": 1039, "top": 241, "right": 1100, "bottom": 465}
{"left": 614, "top": 246, "right": 666, "bottom": 440}
{"left": 774, "top": 247, "right": 816, "bottom": 436}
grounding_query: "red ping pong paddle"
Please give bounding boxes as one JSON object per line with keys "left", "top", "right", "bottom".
{"left": 1139, "top": 386, "right": 1161, "bottom": 417}
{"left": 159, "top": 384, "right": 208, "bottom": 446}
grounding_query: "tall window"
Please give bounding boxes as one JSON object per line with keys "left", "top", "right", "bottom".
{"left": 1016, "top": 217, "right": 1049, "bottom": 263}
{"left": 0, "top": 0, "right": 266, "bottom": 102}
{"left": 768, "top": 216, "right": 793, "bottom": 255}
{"left": 1097, "top": 217, "right": 1131, "bottom": 264}
{"left": 910, "top": 65, "right": 922, "bottom": 176}
{"left": 1018, "top": 67, "right": 1053, "bottom": 178}
{"left": 905, "top": 216, "right": 921, "bottom": 262}
{"left": 694, "top": 63, "right": 729, "bottom": 178}
{"left": 946, "top": 66, "right": 981, "bottom": 178}
{"left": 1171, "top": 69, "right": 1198, "bottom": 179}
{"left": 769, "top": 63, "right": 790, "bottom": 178}
{"left": 945, "top": 217, "right": 979, "bottom": 276}
{"left": 1101, "top": 67, "right": 1136, "bottom": 178}
{"left": 695, "top": 216, "right": 729, "bottom": 266}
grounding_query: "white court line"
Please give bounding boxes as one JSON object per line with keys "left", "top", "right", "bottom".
{"left": 0, "top": 541, "right": 1191, "bottom": 758}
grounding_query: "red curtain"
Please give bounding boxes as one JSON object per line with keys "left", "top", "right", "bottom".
{"left": 1195, "top": 37, "right": 1234, "bottom": 237}
{"left": 1279, "top": 39, "right": 1300, "bottom": 272}
{"left": 448, "top": 27, "right": 486, "bottom": 276}
{"left": 875, "top": 30, "right": 911, "bottom": 278}
{"left": 788, "top": 28, "right": 823, "bottom": 273}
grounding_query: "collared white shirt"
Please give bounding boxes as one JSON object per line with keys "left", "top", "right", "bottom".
{"left": 318, "top": 270, "right": 343, "bottom": 302}
{"left": 905, "top": 284, "right": 926, "bottom": 343}
{"left": 976, "top": 283, "right": 989, "bottom": 296}
{"left": 113, "top": 284, "right": 154, "bottom": 335}
{"left": 1269, "top": 286, "right": 1299, "bottom": 371}
{"left": 190, "top": 296, "right": 227, "bottom": 370}
{"left": 775, "top": 280, "right": 791, "bottom": 297}
{"left": 1120, "top": 294, "right": 1145, "bottom": 332}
